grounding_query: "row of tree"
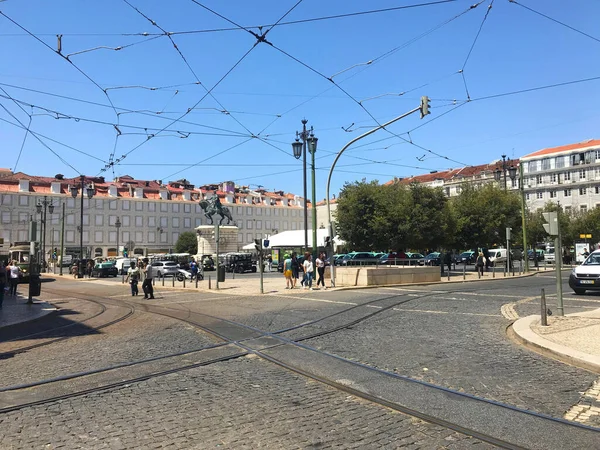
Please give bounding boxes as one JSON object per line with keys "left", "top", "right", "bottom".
{"left": 334, "top": 180, "right": 600, "bottom": 252}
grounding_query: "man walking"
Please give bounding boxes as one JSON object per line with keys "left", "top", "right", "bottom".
{"left": 143, "top": 260, "right": 155, "bottom": 299}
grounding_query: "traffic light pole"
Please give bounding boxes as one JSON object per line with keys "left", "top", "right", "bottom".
{"left": 215, "top": 224, "right": 220, "bottom": 290}
{"left": 326, "top": 104, "right": 423, "bottom": 287}
{"left": 555, "top": 233, "right": 564, "bottom": 316}
{"left": 59, "top": 202, "right": 65, "bottom": 276}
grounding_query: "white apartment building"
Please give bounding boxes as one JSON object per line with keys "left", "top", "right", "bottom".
{"left": 0, "top": 171, "right": 311, "bottom": 259}
{"left": 520, "top": 139, "right": 600, "bottom": 213}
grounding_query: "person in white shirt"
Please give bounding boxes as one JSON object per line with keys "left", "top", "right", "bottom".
{"left": 315, "top": 252, "right": 326, "bottom": 289}
{"left": 8, "top": 260, "right": 21, "bottom": 297}
{"left": 302, "top": 253, "right": 314, "bottom": 290}
{"left": 125, "top": 261, "right": 140, "bottom": 296}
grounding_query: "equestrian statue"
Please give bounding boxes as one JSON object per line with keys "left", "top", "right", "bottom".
{"left": 199, "top": 195, "right": 234, "bottom": 225}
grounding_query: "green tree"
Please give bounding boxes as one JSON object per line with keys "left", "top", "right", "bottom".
{"left": 174, "top": 231, "right": 198, "bottom": 254}
{"left": 449, "top": 184, "right": 521, "bottom": 250}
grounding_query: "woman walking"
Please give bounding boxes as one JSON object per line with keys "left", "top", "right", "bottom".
{"left": 315, "top": 252, "right": 326, "bottom": 289}
{"left": 303, "top": 252, "right": 314, "bottom": 290}
{"left": 475, "top": 251, "right": 485, "bottom": 277}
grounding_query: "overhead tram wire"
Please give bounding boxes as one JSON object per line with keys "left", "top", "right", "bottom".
{"left": 254, "top": 1, "right": 485, "bottom": 142}
{"left": 122, "top": 0, "right": 255, "bottom": 137}
{"left": 0, "top": 0, "right": 459, "bottom": 38}
{"left": 11, "top": 115, "right": 31, "bottom": 173}
{"left": 0, "top": 82, "right": 252, "bottom": 137}
{"left": 459, "top": 0, "right": 494, "bottom": 100}
{"left": 0, "top": 116, "right": 107, "bottom": 163}
{"left": 509, "top": 0, "right": 600, "bottom": 46}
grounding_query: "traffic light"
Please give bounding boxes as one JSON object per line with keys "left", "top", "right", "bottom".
{"left": 542, "top": 212, "right": 559, "bottom": 236}
{"left": 254, "top": 239, "right": 261, "bottom": 252}
{"left": 420, "top": 96, "right": 431, "bottom": 119}
{"left": 123, "top": 248, "right": 128, "bottom": 257}
{"left": 53, "top": 248, "right": 58, "bottom": 260}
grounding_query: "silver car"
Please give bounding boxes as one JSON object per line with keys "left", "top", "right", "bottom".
{"left": 151, "top": 261, "right": 179, "bottom": 277}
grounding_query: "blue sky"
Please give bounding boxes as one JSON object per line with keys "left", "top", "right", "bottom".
{"left": 1, "top": 0, "right": 599, "bottom": 201}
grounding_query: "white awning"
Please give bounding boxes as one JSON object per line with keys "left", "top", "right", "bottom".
{"left": 243, "top": 229, "right": 344, "bottom": 250}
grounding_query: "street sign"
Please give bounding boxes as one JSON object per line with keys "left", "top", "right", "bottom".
{"left": 263, "top": 239, "right": 269, "bottom": 248}
{"left": 542, "top": 212, "right": 558, "bottom": 236}
{"left": 579, "top": 234, "right": 592, "bottom": 239}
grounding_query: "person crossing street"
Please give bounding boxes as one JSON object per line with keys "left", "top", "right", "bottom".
{"left": 142, "top": 260, "right": 155, "bottom": 299}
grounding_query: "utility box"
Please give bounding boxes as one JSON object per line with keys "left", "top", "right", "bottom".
{"left": 29, "top": 274, "right": 41, "bottom": 297}
{"left": 217, "top": 265, "right": 225, "bottom": 282}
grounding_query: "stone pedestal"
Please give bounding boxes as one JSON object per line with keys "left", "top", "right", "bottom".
{"left": 195, "top": 225, "right": 239, "bottom": 257}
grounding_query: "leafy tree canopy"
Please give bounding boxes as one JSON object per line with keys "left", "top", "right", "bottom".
{"left": 174, "top": 231, "right": 198, "bottom": 254}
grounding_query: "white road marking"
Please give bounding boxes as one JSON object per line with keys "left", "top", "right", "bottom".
{"left": 271, "top": 294, "right": 357, "bottom": 306}
{"left": 378, "top": 286, "right": 524, "bottom": 299}
{"left": 392, "top": 308, "right": 499, "bottom": 317}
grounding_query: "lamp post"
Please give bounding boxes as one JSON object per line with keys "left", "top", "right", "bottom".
{"left": 36, "top": 196, "right": 55, "bottom": 273}
{"left": 493, "top": 154, "right": 510, "bottom": 190}
{"left": 292, "top": 120, "right": 318, "bottom": 254}
{"left": 508, "top": 164, "right": 529, "bottom": 272}
{"left": 71, "top": 175, "right": 95, "bottom": 277}
{"left": 115, "top": 217, "right": 122, "bottom": 258}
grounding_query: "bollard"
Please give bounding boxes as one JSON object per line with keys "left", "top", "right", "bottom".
{"left": 232, "top": 269, "right": 235, "bottom": 280}
{"left": 162, "top": 274, "right": 165, "bottom": 286}
{"left": 463, "top": 264, "right": 466, "bottom": 280}
{"left": 183, "top": 277, "right": 186, "bottom": 288}
{"left": 447, "top": 270, "right": 450, "bottom": 281}
{"left": 195, "top": 277, "right": 198, "bottom": 289}
{"left": 503, "top": 265, "right": 506, "bottom": 277}
{"left": 477, "top": 267, "right": 480, "bottom": 279}
{"left": 172, "top": 276, "right": 175, "bottom": 287}
{"left": 492, "top": 266, "right": 495, "bottom": 278}
{"left": 153, "top": 277, "right": 155, "bottom": 286}
{"left": 122, "top": 273, "right": 125, "bottom": 284}
{"left": 208, "top": 275, "right": 212, "bottom": 290}
{"left": 540, "top": 288, "right": 548, "bottom": 326}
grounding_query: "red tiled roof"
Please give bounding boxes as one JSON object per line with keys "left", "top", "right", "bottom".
{"left": 522, "top": 139, "right": 600, "bottom": 159}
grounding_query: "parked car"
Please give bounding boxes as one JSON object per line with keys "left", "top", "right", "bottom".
{"left": 405, "top": 252, "right": 425, "bottom": 265}
{"left": 487, "top": 249, "right": 508, "bottom": 266}
{"left": 455, "top": 251, "right": 476, "bottom": 264}
{"left": 91, "top": 262, "right": 118, "bottom": 278}
{"left": 340, "top": 252, "right": 379, "bottom": 266}
{"left": 151, "top": 260, "right": 179, "bottom": 277}
{"left": 423, "top": 252, "right": 441, "bottom": 266}
{"left": 569, "top": 250, "right": 600, "bottom": 294}
{"left": 528, "top": 249, "right": 545, "bottom": 261}
{"left": 224, "top": 252, "right": 257, "bottom": 273}
{"left": 114, "top": 258, "right": 136, "bottom": 275}
{"left": 332, "top": 254, "right": 347, "bottom": 266}
{"left": 200, "top": 255, "right": 215, "bottom": 271}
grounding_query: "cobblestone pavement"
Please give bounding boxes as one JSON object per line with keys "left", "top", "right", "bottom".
{"left": 0, "top": 357, "right": 492, "bottom": 449}
{"left": 302, "top": 281, "right": 599, "bottom": 420}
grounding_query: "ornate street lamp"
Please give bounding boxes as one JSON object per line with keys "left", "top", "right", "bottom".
{"left": 508, "top": 164, "right": 529, "bottom": 272}
{"left": 291, "top": 120, "right": 318, "bottom": 255}
{"left": 493, "top": 154, "right": 509, "bottom": 190}
{"left": 71, "top": 176, "right": 95, "bottom": 277}
{"left": 36, "top": 196, "right": 55, "bottom": 272}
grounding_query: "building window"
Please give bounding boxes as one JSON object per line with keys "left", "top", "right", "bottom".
{"left": 550, "top": 173, "right": 557, "bottom": 183}
{"left": 541, "top": 158, "right": 551, "bottom": 170}
{"left": 564, "top": 189, "right": 572, "bottom": 197}
{"left": 109, "top": 200, "right": 118, "bottom": 210}
{"left": 95, "top": 215, "right": 103, "bottom": 226}
{"left": 580, "top": 187, "right": 587, "bottom": 195}
{"left": 184, "top": 204, "right": 191, "bottom": 213}
{"left": 135, "top": 202, "right": 143, "bottom": 211}
{"left": 536, "top": 192, "right": 543, "bottom": 199}
{"left": 1, "top": 211, "right": 10, "bottom": 223}
{"left": 66, "top": 230, "right": 75, "bottom": 243}
{"left": 173, "top": 217, "right": 180, "bottom": 228}
{"left": 596, "top": 186, "right": 600, "bottom": 194}
{"left": 160, "top": 203, "right": 168, "bottom": 212}
{"left": 581, "top": 205, "right": 588, "bottom": 213}
{"left": 148, "top": 216, "right": 156, "bottom": 227}
{"left": 256, "top": 207, "right": 262, "bottom": 216}
{"left": 94, "top": 231, "right": 103, "bottom": 243}
{"left": 122, "top": 200, "right": 130, "bottom": 210}
{"left": 160, "top": 217, "right": 167, "bottom": 227}
{"left": 579, "top": 169, "right": 586, "bottom": 180}
{"left": 535, "top": 175, "right": 542, "bottom": 184}
{"left": 82, "top": 230, "right": 89, "bottom": 243}
{"left": 555, "top": 156, "right": 565, "bottom": 168}
{"left": 19, "top": 195, "right": 29, "bottom": 206}
{"left": 109, "top": 215, "right": 117, "bottom": 226}
{"left": 274, "top": 209, "right": 279, "bottom": 216}
{"left": 82, "top": 214, "right": 89, "bottom": 226}
{"left": 95, "top": 199, "right": 103, "bottom": 209}
{"left": 122, "top": 231, "right": 130, "bottom": 243}
{"left": 135, "top": 231, "right": 143, "bottom": 243}
{"left": 550, "top": 191, "right": 556, "bottom": 198}
{"left": 172, "top": 203, "right": 180, "bottom": 213}
{"left": 148, "top": 231, "right": 156, "bottom": 243}
{"left": 564, "top": 172, "right": 571, "bottom": 181}
{"left": 149, "top": 202, "right": 156, "bottom": 212}
{"left": 572, "top": 153, "right": 584, "bottom": 166}
{"left": 195, "top": 204, "right": 203, "bottom": 214}
{"left": 595, "top": 150, "right": 600, "bottom": 160}
{"left": 1, "top": 194, "right": 12, "bottom": 205}
{"left": 122, "top": 216, "right": 130, "bottom": 227}
{"left": 66, "top": 214, "right": 75, "bottom": 225}
{"left": 135, "top": 216, "right": 143, "bottom": 227}
{"left": 246, "top": 220, "right": 253, "bottom": 229}
{"left": 525, "top": 193, "right": 530, "bottom": 200}
{"left": 195, "top": 218, "right": 202, "bottom": 227}
{"left": 256, "top": 221, "right": 262, "bottom": 229}
{"left": 246, "top": 207, "right": 253, "bottom": 215}
{"left": 184, "top": 217, "right": 191, "bottom": 228}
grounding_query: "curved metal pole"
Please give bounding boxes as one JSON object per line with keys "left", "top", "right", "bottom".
{"left": 326, "top": 106, "right": 420, "bottom": 287}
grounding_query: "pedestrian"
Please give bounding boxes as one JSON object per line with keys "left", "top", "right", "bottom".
{"left": 283, "top": 254, "right": 293, "bottom": 289}
{"left": 483, "top": 247, "right": 491, "bottom": 272}
{"left": 190, "top": 259, "right": 199, "bottom": 282}
{"left": 125, "top": 261, "right": 140, "bottom": 296}
{"left": 267, "top": 255, "right": 273, "bottom": 272}
{"left": 303, "top": 252, "right": 314, "bottom": 290}
{"left": 444, "top": 251, "right": 452, "bottom": 273}
{"left": 142, "top": 261, "right": 155, "bottom": 299}
{"left": 291, "top": 252, "right": 300, "bottom": 288}
{"left": 315, "top": 252, "right": 326, "bottom": 289}
{"left": 86, "top": 260, "right": 93, "bottom": 278}
{"left": 0, "top": 261, "right": 7, "bottom": 308}
{"left": 7, "top": 260, "right": 20, "bottom": 296}
{"left": 475, "top": 251, "right": 485, "bottom": 276}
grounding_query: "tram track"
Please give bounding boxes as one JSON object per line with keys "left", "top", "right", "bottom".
{"left": 2, "top": 286, "right": 598, "bottom": 448}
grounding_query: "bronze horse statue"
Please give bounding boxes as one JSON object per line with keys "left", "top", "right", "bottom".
{"left": 199, "top": 197, "right": 234, "bottom": 225}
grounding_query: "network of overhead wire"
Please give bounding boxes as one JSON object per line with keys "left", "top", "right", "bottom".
{"left": 0, "top": 0, "right": 598, "bottom": 192}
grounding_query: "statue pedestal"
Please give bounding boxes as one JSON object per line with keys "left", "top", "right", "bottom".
{"left": 195, "top": 225, "right": 239, "bottom": 257}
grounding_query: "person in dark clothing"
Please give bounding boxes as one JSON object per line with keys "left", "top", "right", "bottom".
{"left": 482, "top": 248, "right": 491, "bottom": 272}
{"left": 142, "top": 262, "right": 155, "bottom": 299}
{"left": 475, "top": 252, "right": 485, "bottom": 276}
{"left": 443, "top": 251, "right": 452, "bottom": 273}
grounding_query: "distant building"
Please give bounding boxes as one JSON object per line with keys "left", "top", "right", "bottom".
{"left": 0, "top": 172, "right": 311, "bottom": 259}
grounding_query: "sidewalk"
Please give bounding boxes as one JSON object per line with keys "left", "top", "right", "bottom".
{"left": 512, "top": 309, "right": 600, "bottom": 373}
{"left": 0, "top": 287, "right": 57, "bottom": 333}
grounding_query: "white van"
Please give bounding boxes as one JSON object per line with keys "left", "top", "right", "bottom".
{"left": 115, "top": 258, "right": 135, "bottom": 275}
{"left": 488, "top": 249, "right": 507, "bottom": 266}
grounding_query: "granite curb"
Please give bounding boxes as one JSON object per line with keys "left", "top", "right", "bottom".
{"left": 510, "top": 313, "right": 600, "bottom": 374}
